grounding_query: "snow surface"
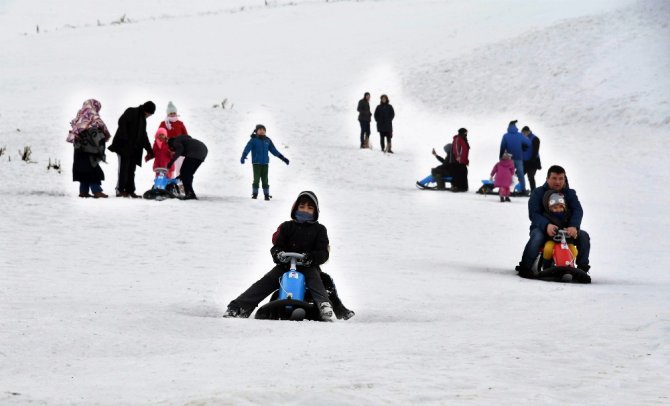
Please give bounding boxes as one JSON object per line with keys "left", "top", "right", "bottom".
{"left": 1, "top": 0, "right": 669, "bottom": 404}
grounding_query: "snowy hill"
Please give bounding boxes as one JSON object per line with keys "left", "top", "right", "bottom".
{"left": 1, "top": 0, "right": 669, "bottom": 405}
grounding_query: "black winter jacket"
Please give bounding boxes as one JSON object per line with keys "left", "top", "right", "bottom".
{"left": 108, "top": 106, "right": 151, "bottom": 166}
{"left": 374, "top": 103, "right": 395, "bottom": 133}
{"left": 270, "top": 221, "right": 330, "bottom": 268}
{"left": 167, "top": 135, "right": 208, "bottom": 168}
{"left": 357, "top": 98, "right": 371, "bottom": 122}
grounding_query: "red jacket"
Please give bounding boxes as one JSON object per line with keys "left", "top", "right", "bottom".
{"left": 452, "top": 134, "right": 470, "bottom": 165}
{"left": 159, "top": 120, "right": 188, "bottom": 139}
{"left": 152, "top": 138, "right": 174, "bottom": 177}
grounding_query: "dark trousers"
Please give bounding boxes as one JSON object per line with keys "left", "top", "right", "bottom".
{"left": 230, "top": 264, "right": 330, "bottom": 311}
{"left": 179, "top": 157, "right": 203, "bottom": 196}
{"left": 524, "top": 161, "right": 538, "bottom": 191}
{"left": 380, "top": 132, "right": 392, "bottom": 150}
{"left": 116, "top": 154, "right": 137, "bottom": 193}
{"left": 452, "top": 163, "right": 469, "bottom": 190}
{"left": 359, "top": 120, "right": 370, "bottom": 146}
{"left": 431, "top": 164, "right": 452, "bottom": 190}
{"left": 320, "top": 271, "right": 349, "bottom": 316}
{"left": 521, "top": 228, "right": 591, "bottom": 269}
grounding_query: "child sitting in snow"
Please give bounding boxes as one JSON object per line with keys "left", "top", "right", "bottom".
{"left": 223, "top": 191, "right": 354, "bottom": 321}
{"left": 542, "top": 192, "right": 578, "bottom": 266}
{"left": 150, "top": 128, "right": 174, "bottom": 178}
{"left": 490, "top": 151, "right": 516, "bottom": 202}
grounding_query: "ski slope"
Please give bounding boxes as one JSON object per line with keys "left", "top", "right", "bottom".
{"left": 1, "top": 0, "right": 669, "bottom": 404}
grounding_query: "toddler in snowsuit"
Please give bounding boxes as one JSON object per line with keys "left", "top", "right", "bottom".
{"left": 151, "top": 128, "right": 174, "bottom": 178}
{"left": 166, "top": 135, "right": 208, "bottom": 200}
{"left": 223, "top": 191, "right": 354, "bottom": 321}
{"left": 240, "top": 124, "right": 289, "bottom": 200}
{"left": 490, "top": 151, "right": 516, "bottom": 202}
{"left": 542, "top": 192, "right": 578, "bottom": 266}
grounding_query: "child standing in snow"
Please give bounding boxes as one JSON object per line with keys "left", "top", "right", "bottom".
{"left": 490, "top": 151, "right": 516, "bottom": 202}
{"left": 541, "top": 192, "right": 578, "bottom": 265}
{"left": 149, "top": 128, "right": 174, "bottom": 178}
{"left": 240, "top": 124, "right": 289, "bottom": 200}
{"left": 158, "top": 101, "right": 188, "bottom": 176}
{"left": 224, "top": 191, "right": 353, "bottom": 321}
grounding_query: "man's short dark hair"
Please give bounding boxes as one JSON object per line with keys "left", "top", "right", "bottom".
{"left": 364, "top": 92, "right": 370, "bottom": 97}
{"left": 547, "top": 165, "right": 566, "bottom": 178}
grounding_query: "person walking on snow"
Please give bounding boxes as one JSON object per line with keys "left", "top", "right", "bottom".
{"left": 499, "top": 120, "right": 531, "bottom": 194}
{"left": 357, "top": 92, "right": 372, "bottom": 148}
{"left": 108, "top": 101, "right": 155, "bottom": 198}
{"left": 373, "top": 94, "right": 395, "bottom": 153}
{"left": 240, "top": 124, "right": 289, "bottom": 200}
{"left": 490, "top": 151, "right": 516, "bottom": 202}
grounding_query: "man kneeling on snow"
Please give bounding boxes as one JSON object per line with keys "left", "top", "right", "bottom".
{"left": 516, "top": 165, "right": 591, "bottom": 278}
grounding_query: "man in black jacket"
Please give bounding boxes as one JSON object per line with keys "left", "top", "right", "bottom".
{"left": 357, "top": 92, "right": 371, "bottom": 148}
{"left": 521, "top": 126, "right": 541, "bottom": 192}
{"left": 108, "top": 101, "right": 155, "bottom": 197}
{"left": 374, "top": 94, "right": 395, "bottom": 153}
{"left": 166, "top": 134, "right": 208, "bottom": 200}
{"left": 224, "top": 191, "right": 354, "bottom": 321}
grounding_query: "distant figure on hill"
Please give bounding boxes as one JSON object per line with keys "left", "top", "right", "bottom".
{"left": 450, "top": 128, "right": 470, "bottom": 192}
{"left": 499, "top": 120, "right": 531, "bottom": 195}
{"left": 108, "top": 101, "right": 156, "bottom": 198}
{"left": 521, "top": 126, "right": 541, "bottom": 192}
{"left": 357, "top": 92, "right": 372, "bottom": 149}
{"left": 374, "top": 94, "right": 395, "bottom": 153}
{"left": 67, "top": 99, "right": 112, "bottom": 198}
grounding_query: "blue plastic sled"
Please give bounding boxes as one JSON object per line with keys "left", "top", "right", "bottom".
{"left": 416, "top": 175, "right": 453, "bottom": 190}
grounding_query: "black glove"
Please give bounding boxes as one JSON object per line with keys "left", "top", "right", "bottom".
{"left": 301, "top": 253, "right": 313, "bottom": 267}
{"left": 282, "top": 157, "right": 289, "bottom": 165}
{"left": 272, "top": 250, "right": 286, "bottom": 264}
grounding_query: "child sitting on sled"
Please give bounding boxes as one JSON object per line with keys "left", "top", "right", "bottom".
{"left": 223, "top": 191, "right": 354, "bottom": 321}
{"left": 542, "top": 192, "right": 578, "bottom": 266}
{"left": 490, "top": 151, "right": 516, "bottom": 202}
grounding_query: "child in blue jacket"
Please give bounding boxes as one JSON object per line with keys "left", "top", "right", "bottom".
{"left": 240, "top": 124, "right": 289, "bottom": 200}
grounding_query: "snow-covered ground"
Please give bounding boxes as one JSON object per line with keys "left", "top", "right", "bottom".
{"left": 1, "top": 0, "right": 669, "bottom": 404}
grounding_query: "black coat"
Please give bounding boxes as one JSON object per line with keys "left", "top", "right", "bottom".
{"left": 108, "top": 106, "right": 151, "bottom": 166}
{"left": 72, "top": 127, "right": 106, "bottom": 183}
{"left": 167, "top": 135, "right": 208, "bottom": 168}
{"left": 374, "top": 103, "right": 395, "bottom": 133}
{"left": 270, "top": 220, "right": 330, "bottom": 267}
{"left": 357, "top": 98, "right": 371, "bottom": 122}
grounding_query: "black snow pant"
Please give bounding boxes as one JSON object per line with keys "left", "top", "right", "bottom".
{"left": 431, "top": 163, "right": 453, "bottom": 190}
{"left": 524, "top": 160, "right": 538, "bottom": 191}
{"left": 380, "top": 131, "right": 392, "bottom": 151}
{"left": 116, "top": 154, "right": 137, "bottom": 194}
{"left": 359, "top": 120, "right": 370, "bottom": 146}
{"left": 179, "top": 157, "right": 203, "bottom": 197}
{"left": 452, "top": 163, "right": 469, "bottom": 190}
{"left": 230, "top": 264, "right": 330, "bottom": 312}
{"left": 320, "top": 271, "right": 350, "bottom": 318}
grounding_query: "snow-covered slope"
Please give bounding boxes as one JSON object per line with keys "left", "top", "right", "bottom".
{"left": 1, "top": 0, "right": 668, "bottom": 405}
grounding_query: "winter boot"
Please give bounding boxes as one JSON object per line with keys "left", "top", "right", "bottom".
{"left": 223, "top": 305, "right": 250, "bottom": 318}
{"left": 505, "top": 196, "right": 511, "bottom": 202}
{"left": 93, "top": 192, "right": 108, "bottom": 199}
{"left": 263, "top": 188, "right": 271, "bottom": 201}
{"left": 364, "top": 135, "right": 370, "bottom": 149}
{"left": 386, "top": 140, "right": 394, "bottom": 153}
{"left": 500, "top": 196, "right": 505, "bottom": 202}
{"left": 252, "top": 187, "right": 259, "bottom": 199}
{"left": 319, "top": 302, "right": 334, "bottom": 322}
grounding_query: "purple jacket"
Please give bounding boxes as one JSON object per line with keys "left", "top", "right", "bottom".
{"left": 491, "top": 159, "right": 515, "bottom": 187}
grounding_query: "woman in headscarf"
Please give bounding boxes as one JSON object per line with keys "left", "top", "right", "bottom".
{"left": 67, "top": 99, "right": 111, "bottom": 198}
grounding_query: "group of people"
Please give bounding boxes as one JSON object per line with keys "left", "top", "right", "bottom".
{"left": 357, "top": 92, "right": 396, "bottom": 153}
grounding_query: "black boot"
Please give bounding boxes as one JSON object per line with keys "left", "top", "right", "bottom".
{"left": 321, "top": 272, "right": 355, "bottom": 320}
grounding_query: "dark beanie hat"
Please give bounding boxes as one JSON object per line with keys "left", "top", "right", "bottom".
{"left": 521, "top": 126, "right": 530, "bottom": 132}
{"left": 255, "top": 124, "right": 266, "bottom": 132}
{"left": 458, "top": 128, "right": 467, "bottom": 135}
{"left": 141, "top": 101, "right": 156, "bottom": 114}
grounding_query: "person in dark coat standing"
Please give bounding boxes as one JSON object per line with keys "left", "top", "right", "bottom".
{"left": 357, "top": 92, "right": 372, "bottom": 148}
{"left": 67, "top": 99, "right": 112, "bottom": 198}
{"left": 521, "top": 126, "right": 541, "bottom": 191}
{"left": 165, "top": 135, "right": 208, "bottom": 200}
{"left": 373, "top": 94, "right": 395, "bottom": 153}
{"left": 451, "top": 128, "right": 470, "bottom": 192}
{"left": 515, "top": 165, "right": 590, "bottom": 279}
{"left": 108, "top": 101, "right": 156, "bottom": 197}
{"left": 223, "top": 191, "right": 337, "bottom": 321}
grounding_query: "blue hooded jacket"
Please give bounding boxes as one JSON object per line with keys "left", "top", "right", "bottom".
{"left": 500, "top": 123, "right": 531, "bottom": 160}
{"left": 528, "top": 181, "right": 584, "bottom": 233}
{"left": 241, "top": 134, "right": 285, "bottom": 165}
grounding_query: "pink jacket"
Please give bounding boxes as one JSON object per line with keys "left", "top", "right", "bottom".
{"left": 491, "top": 159, "right": 515, "bottom": 187}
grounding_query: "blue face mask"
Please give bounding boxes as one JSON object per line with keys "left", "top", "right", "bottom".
{"left": 294, "top": 210, "right": 315, "bottom": 223}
